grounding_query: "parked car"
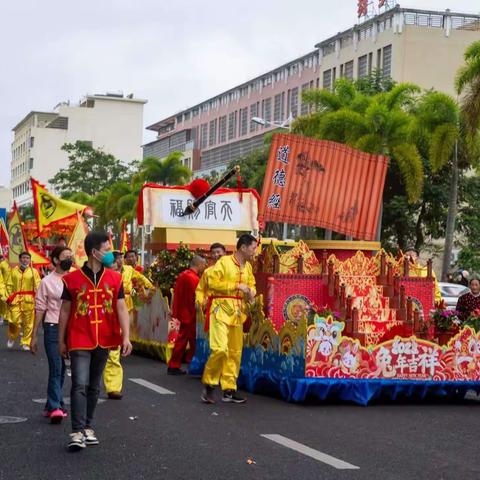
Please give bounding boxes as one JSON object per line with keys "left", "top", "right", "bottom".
{"left": 439, "top": 282, "right": 469, "bottom": 310}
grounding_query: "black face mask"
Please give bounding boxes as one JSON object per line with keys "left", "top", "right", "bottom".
{"left": 59, "top": 259, "right": 73, "bottom": 272}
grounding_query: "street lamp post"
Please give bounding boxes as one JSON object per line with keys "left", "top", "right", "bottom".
{"left": 251, "top": 114, "right": 293, "bottom": 241}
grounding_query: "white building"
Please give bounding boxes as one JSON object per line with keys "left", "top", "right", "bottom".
{"left": 11, "top": 93, "right": 147, "bottom": 205}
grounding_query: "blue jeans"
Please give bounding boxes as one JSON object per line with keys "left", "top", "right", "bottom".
{"left": 70, "top": 347, "right": 109, "bottom": 433}
{"left": 43, "top": 323, "right": 66, "bottom": 412}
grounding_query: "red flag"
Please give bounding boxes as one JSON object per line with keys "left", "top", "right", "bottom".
{"left": 358, "top": 0, "right": 368, "bottom": 16}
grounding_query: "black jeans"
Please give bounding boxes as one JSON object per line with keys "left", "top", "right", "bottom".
{"left": 70, "top": 347, "right": 109, "bottom": 433}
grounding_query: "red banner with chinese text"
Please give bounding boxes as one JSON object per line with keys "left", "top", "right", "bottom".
{"left": 258, "top": 134, "right": 388, "bottom": 241}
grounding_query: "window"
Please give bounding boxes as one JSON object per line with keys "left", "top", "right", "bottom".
{"left": 183, "top": 157, "right": 192, "bottom": 170}
{"left": 239, "top": 107, "right": 248, "bottom": 136}
{"left": 29, "top": 137, "right": 34, "bottom": 148}
{"left": 290, "top": 87, "right": 299, "bottom": 118}
{"left": 368, "top": 52, "right": 373, "bottom": 74}
{"left": 176, "top": 114, "right": 183, "bottom": 124}
{"left": 209, "top": 119, "right": 217, "bottom": 146}
{"left": 192, "top": 108, "right": 199, "bottom": 117}
{"left": 228, "top": 111, "right": 237, "bottom": 140}
{"left": 200, "top": 123, "right": 208, "bottom": 149}
{"left": 358, "top": 55, "right": 367, "bottom": 78}
{"left": 301, "top": 83, "right": 310, "bottom": 116}
{"left": 344, "top": 60, "right": 354, "bottom": 80}
{"left": 219, "top": 115, "right": 227, "bottom": 143}
{"left": 274, "top": 94, "right": 282, "bottom": 122}
{"left": 264, "top": 97, "right": 272, "bottom": 123}
{"left": 382, "top": 45, "right": 392, "bottom": 77}
{"left": 29, "top": 158, "right": 33, "bottom": 170}
{"left": 249, "top": 103, "right": 258, "bottom": 132}
{"left": 377, "top": 48, "right": 382, "bottom": 70}
{"left": 184, "top": 111, "right": 191, "bottom": 121}
{"left": 323, "top": 69, "right": 332, "bottom": 90}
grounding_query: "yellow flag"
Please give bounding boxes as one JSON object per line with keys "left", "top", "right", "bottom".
{"left": 8, "top": 202, "right": 28, "bottom": 265}
{"left": 29, "top": 247, "right": 50, "bottom": 267}
{"left": 31, "top": 177, "right": 91, "bottom": 233}
{"left": 68, "top": 212, "right": 89, "bottom": 268}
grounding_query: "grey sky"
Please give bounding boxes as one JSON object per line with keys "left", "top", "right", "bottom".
{"left": 1, "top": 0, "right": 479, "bottom": 187}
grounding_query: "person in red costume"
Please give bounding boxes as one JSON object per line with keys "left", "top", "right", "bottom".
{"left": 167, "top": 255, "right": 207, "bottom": 375}
{"left": 58, "top": 231, "right": 132, "bottom": 452}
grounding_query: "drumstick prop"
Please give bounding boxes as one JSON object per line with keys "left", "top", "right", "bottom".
{"left": 180, "top": 165, "right": 241, "bottom": 216}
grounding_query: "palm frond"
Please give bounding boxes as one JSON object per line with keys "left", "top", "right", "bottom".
{"left": 333, "top": 78, "right": 356, "bottom": 106}
{"left": 455, "top": 57, "right": 480, "bottom": 94}
{"left": 415, "top": 91, "right": 458, "bottom": 130}
{"left": 464, "top": 40, "right": 480, "bottom": 62}
{"left": 383, "top": 83, "right": 421, "bottom": 110}
{"left": 354, "top": 134, "right": 384, "bottom": 154}
{"left": 429, "top": 124, "right": 458, "bottom": 173}
{"left": 291, "top": 113, "right": 323, "bottom": 138}
{"left": 301, "top": 89, "right": 342, "bottom": 112}
{"left": 392, "top": 144, "right": 424, "bottom": 203}
{"left": 459, "top": 76, "right": 480, "bottom": 135}
{"left": 318, "top": 109, "right": 368, "bottom": 143}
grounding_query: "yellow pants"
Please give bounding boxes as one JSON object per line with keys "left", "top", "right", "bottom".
{"left": 8, "top": 307, "right": 34, "bottom": 346}
{"left": 202, "top": 319, "right": 243, "bottom": 391}
{"left": 0, "top": 300, "right": 9, "bottom": 321}
{"left": 103, "top": 347, "right": 123, "bottom": 393}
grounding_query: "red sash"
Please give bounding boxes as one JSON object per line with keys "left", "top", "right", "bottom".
{"left": 7, "top": 290, "right": 35, "bottom": 305}
{"left": 204, "top": 295, "right": 243, "bottom": 332}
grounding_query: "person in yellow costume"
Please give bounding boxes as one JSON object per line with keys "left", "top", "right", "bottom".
{"left": 6, "top": 251, "right": 41, "bottom": 351}
{"left": 404, "top": 247, "right": 442, "bottom": 303}
{"left": 196, "top": 243, "right": 227, "bottom": 310}
{"left": 201, "top": 234, "right": 257, "bottom": 404}
{"left": 0, "top": 251, "right": 9, "bottom": 325}
{"left": 103, "top": 251, "right": 154, "bottom": 399}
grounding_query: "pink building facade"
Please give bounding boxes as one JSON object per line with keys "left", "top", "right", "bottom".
{"left": 144, "top": 6, "right": 480, "bottom": 176}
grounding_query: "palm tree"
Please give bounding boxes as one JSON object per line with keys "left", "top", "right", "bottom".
{"left": 139, "top": 152, "right": 191, "bottom": 185}
{"left": 414, "top": 92, "right": 460, "bottom": 279}
{"left": 293, "top": 79, "right": 424, "bottom": 203}
{"left": 456, "top": 41, "right": 480, "bottom": 137}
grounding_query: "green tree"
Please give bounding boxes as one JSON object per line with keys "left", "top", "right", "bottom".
{"left": 50, "top": 141, "right": 132, "bottom": 196}
{"left": 139, "top": 152, "right": 191, "bottom": 185}
{"left": 456, "top": 40, "right": 480, "bottom": 137}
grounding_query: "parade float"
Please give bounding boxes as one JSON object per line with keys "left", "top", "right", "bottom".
{"left": 188, "top": 133, "right": 480, "bottom": 404}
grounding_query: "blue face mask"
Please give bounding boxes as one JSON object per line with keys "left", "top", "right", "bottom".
{"left": 99, "top": 251, "right": 115, "bottom": 268}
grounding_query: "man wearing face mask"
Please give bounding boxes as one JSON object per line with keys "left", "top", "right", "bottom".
{"left": 6, "top": 252, "right": 41, "bottom": 351}
{"left": 31, "top": 246, "right": 74, "bottom": 423}
{"left": 58, "top": 231, "right": 132, "bottom": 452}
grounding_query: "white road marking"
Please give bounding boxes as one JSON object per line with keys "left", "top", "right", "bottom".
{"left": 261, "top": 434, "right": 360, "bottom": 470}
{"left": 129, "top": 378, "right": 175, "bottom": 395}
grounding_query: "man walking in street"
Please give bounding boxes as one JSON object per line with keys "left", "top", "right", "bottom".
{"left": 201, "top": 234, "right": 257, "bottom": 404}
{"left": 6, "top": 252, "right": 41, "bottom": 351}
{"left": 58, "top": 231, "right": 132, "bottom": 451}
{"left": 167, "top": 255, "right": 207, "bottom": 375}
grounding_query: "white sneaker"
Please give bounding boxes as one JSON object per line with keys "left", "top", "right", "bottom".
{"left": 7, "top": 339, "right": 14, "bottom": 349}
{"left": 21, "top": 345, "right": 30, "bottom": 351}
{"left": 84, "top": 428, "right": 99, "bottom": 445}
{"left": 68, "top": 432, "right": 86, "bottom": 451}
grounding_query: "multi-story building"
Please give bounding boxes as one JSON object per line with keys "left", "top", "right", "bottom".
{"left": 11, "top": 93, "right": 147, "bottom": 205}
{"left": 144, "top": 5, "right": 480, "bottom": 176}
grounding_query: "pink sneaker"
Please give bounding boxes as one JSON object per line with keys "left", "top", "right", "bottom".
{"left": 50, "top": 409, "right": 64, "bottom": 424}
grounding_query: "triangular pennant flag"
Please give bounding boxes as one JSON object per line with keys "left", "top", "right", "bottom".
{"left": 29, "top": 246, "right": 50, "bottom": 267}
{"left": 8, "top": 202, "right": 29, "bottom": 265}
{"left": 31, "top": 177, "right": 92, "bottom": 234}
{"left": 68, "top": 212, "right": 89, "bottom": 268}
{"left": 119, "top": 220, "right": 131, "bottom": 253}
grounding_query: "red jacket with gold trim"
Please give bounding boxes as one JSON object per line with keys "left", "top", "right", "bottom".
{"left": 63, "top": 268, "right": 123, "bottom": 351}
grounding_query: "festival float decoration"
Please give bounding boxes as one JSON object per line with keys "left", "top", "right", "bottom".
{"left": 189, "top": 134, "right": 480, "bottom": 404}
